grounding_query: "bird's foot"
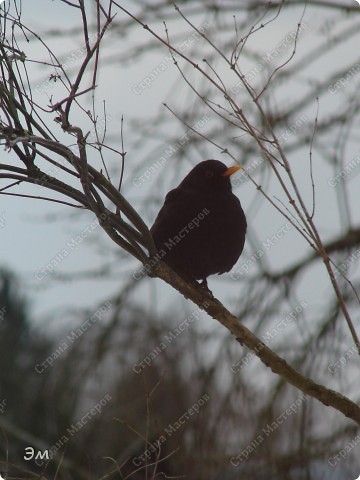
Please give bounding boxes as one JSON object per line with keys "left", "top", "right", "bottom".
{"left": 198, "top": 279, "right": 214, "bottom": 297}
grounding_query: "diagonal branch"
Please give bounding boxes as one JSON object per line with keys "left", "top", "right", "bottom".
{"left": 150, "top": 261, "right": 360, "bottom": 425}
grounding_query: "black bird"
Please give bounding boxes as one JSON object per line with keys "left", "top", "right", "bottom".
{"left": 151, "top": 160, "right": 247, "bottom": 285}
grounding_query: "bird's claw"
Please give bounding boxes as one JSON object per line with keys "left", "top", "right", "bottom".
{"left": 199, "top": 279, "right": 214, "bottom": 297}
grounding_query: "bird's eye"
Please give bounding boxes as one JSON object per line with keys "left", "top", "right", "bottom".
{"left": 205, "top": 171, "right": 214, "bottom": 178}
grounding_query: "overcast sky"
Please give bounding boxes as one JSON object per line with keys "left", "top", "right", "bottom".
{"left": 1, "top": 0, "right": 360, "bottom": 335}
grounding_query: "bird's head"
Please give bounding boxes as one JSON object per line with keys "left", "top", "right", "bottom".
{"left": 178, "top": 160, "right": 241, "bottom": 193}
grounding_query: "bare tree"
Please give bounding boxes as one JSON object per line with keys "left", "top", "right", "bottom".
{"left": 1, "top": 0, "right": 360, "bottom": 478}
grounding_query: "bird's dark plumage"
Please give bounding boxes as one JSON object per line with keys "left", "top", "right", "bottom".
{"left": 150, "top": 160, "right": 247, "bottom": 282}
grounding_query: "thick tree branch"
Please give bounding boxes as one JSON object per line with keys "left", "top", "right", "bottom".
{"left": 150, "top": 261, "right": 360, "bottom": 425}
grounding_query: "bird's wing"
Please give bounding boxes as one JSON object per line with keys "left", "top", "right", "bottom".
{"left": 151, "top": 188, "right": 184, "bottom": 229}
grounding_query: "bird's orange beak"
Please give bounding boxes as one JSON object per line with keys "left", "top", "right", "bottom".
{"left": 222, "top": 165, "right": 241, "bottom": 177}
